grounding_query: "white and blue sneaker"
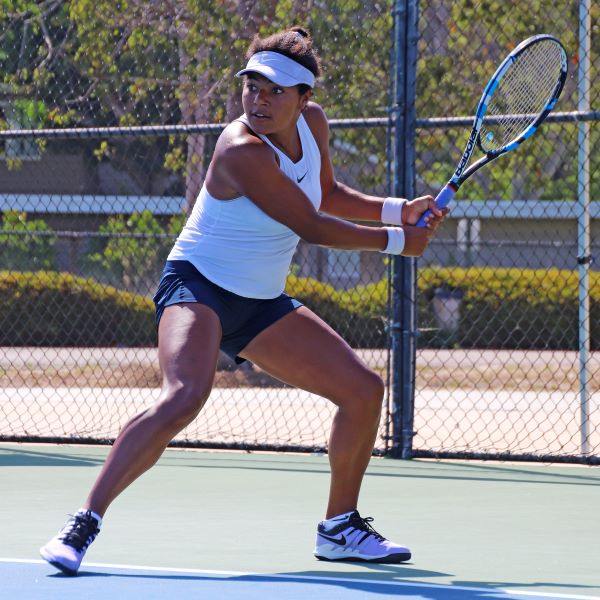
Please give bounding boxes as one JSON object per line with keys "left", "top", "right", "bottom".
{"left": 40, "top": 510, "right": 102, "bottom": 575}
{"left": 314, "top": 510, "right": 411, "bottom": 563}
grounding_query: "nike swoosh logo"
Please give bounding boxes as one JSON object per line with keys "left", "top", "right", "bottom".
{"left": 297, "top": 171, "right": 308, "bottom": 183}
{"left": 319, "top": 532, "right": 347, "bottom": 545}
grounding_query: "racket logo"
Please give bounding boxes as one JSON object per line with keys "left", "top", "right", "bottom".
{"left": 456, "top": 127, "right": 478, "bottom": 177}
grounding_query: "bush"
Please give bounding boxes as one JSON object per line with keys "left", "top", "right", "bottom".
{"left": 0, "top": 267, "right": 597, "bottom": 349}
{"left": 286, "top": 275, "right": 389, "bottom": 348}
{"left": 288, "top": 267, "right": 599, "bottom": 350}
{"left": 417, "top": 267, "right": 600, "bottom": 350}
{"left": 0, "top": 271, "right": 156, "bottom": 347}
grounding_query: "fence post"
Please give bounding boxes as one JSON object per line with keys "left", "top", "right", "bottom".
{"left": 577, "top": 0, "right": 591, "bottom": 456}
{"left": 390, "top": 0, "right": 419, "bottom": 459}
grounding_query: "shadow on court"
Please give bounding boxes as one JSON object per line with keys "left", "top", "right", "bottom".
{"left": 178, "top": 462, "right": 600, "bottom": 487}
{"left": 8, "top": 564, "right": 589, "bottom": 600}
{"left": 3, "top": 562, "right": 586, "bottom": 600}
{"left": 451, "top": 579, "right": 600, "bottom": 594}
{"left": 0, "top": 446, "right": 105, "bottom": 467}
{"left": 3, "top": 444, "right": 600, "bottom": 598}
{"left": 439, "top": 461, "right": 600, "bottom": 486}
{"left": 3, "top": 445, "right": 599, "bottom": 487}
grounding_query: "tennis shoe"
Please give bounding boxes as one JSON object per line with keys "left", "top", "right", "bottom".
{"left": 40, "top": 510, "right": 101, "bottom": 575}
{"left": 314, "top": 510, "right": 411, "bottom": 563}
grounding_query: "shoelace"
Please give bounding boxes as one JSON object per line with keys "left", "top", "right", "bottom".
{"left": 349, "top": 514, "right": 386, "bottom": 543}
{"left": 58, "top": 513, "right": 99, "bottom": 552}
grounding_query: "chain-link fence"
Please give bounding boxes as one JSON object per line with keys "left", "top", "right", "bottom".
{"left": 0, "top": 1, "right": 395, "bottom": 452}
{"left": 413, "top": 0, "right": 599, "bottom": 462}
{"left": 0, "top": 1, "right": 597, "bottom": 462}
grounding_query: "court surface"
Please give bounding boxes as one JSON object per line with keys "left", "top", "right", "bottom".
{"left": 1, "top": 443, "right": 599, "bottom": 599}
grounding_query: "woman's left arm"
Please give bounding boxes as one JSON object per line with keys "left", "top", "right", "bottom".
{"left": 305, "top": 103, "right": 444, "bottom": 227}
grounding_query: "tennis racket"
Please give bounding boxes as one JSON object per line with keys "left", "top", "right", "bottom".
{"left": 417, "top": 34, "right": 568, "bottom": 227}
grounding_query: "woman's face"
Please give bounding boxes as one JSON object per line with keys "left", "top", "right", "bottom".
{"left": 242, "top": 73, "right": 312, "bottom": 135}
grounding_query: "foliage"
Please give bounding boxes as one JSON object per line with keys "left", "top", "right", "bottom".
{"left": 416, "top": 267, "right": 600, "bottom": 350}
{"left": 1, "top": 266, "right": 597, "bottom": 349}
{"left": 286, "top": 274, "right": 389, "bottom": 348}
{"left": 4, "top": 1, "right": 595, "bottom": 200}
{"left": 0, "top": 270, "right": 155, "bottom": 346}
{"left": 86, "top": 210, "right": 186, "bottom": 295}
{"left": 1, "top": 2, "right": 597, "bottom": 352}
{"left": 416, "top": 1, "right": 600, "bottom": 200}
{"left": 0, "top": 0, "right": 392, "bottom": 200}
{"left": 0, "top": 211, "right": 57, "bottom": 271}
{"left": 288, "top": 266, "right": 599, "bottom": 350}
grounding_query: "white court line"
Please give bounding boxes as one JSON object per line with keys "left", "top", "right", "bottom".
{"left": 1, "top": 558, "right": 599, "bottom": 600}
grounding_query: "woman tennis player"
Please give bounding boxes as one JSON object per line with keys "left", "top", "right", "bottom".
{"left": 41, "top": 27, "right": 447, "bottom": 575}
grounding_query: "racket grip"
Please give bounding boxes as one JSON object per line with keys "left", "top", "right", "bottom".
{"left": 416, "top": 185, "right": 456, "bottom": 227}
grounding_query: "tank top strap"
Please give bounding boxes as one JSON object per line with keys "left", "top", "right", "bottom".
{"left": 296, "top": 113, "right": 312, "bottom": 146}
{"left": 235, "top": 113, "right": 310, "bottom": 167}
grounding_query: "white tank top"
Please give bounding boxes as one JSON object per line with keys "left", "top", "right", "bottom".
{"left": 167, "top": 113, "right": 322, "bottom": 298}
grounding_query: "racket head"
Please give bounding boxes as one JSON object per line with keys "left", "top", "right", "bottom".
{"left": 424, "top": 35, "right": 568, "bottom": 227}
{"left": 475, "top": 35, "right": 568, "bottom": 156}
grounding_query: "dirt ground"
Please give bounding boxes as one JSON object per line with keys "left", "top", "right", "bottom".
{"left": 0, "top": 347, "right": 598, "bottom": 393}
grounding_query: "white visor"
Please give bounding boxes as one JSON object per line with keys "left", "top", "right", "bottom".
{"left": 236, "top": 51, "right": 315, "bottom": 88}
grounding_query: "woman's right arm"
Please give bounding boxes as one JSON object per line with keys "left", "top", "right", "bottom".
{"left": 212, "top": 130, "right": 434, "bottom": 256}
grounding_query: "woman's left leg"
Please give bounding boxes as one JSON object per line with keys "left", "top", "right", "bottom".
{"left": 239, "top": 306, "right": 384, "bottom": 519}
{"left": 240, "top": 306, "right": 410, "bottom": 562}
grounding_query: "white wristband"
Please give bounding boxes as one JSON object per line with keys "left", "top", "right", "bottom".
{"left": 381, "top": 197, "right": 407, "bottom": 225}
{"left": 379, "top": 227, "right": 405, "bottom": 255}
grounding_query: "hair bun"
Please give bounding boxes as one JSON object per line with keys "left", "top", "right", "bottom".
{"left": 289, "top": 26, "right": 310, "bottom": 39}
{"left": 245, "top": 27, "right": 322, "bottom": 79}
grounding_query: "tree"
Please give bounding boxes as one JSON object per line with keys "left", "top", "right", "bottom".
{"left": 1, "top": 1, "right": 393, "bottom": 207}
{"left": 0, "top": 211, "right": 57, "bottom": 271}
{"left": 416, "top": 0, "right": 599, "bottom": 201}
{"left": 3, "top": 1, "right": 593, "bottom": 205}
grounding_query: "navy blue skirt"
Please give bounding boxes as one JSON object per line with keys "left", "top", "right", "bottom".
{"left": 153, "top": 260, "right": 302, "bottom": 363}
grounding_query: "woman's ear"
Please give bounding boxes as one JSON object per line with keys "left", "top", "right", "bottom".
{"left": 301, "top": 89, "right": 313, "bottom": 111}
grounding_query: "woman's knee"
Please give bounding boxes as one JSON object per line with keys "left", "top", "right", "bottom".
{"left": 363, "top": 370, "right": 385, "bottom": 415}
{"left": 340, "top": 369, "right": 385, "bottom": 420}
{"left": 353, "top": 367, "right": 385, "bottom": 402}
{"left": 154, "top": 382, "right": 212, "bottom": 429}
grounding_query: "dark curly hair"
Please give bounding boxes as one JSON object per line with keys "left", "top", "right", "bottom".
{"left": 246, "top": 27, "right": 323, "bottom": 93}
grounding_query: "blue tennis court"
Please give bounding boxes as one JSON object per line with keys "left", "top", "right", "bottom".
{"left": 3, "top": 559, "right": 600, "bottom": 600}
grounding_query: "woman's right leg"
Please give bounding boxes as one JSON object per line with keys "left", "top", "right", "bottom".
{"left": 84, "top": 303, "right": 222, "bottom": 517}
{"left": 40, "top": 303, "right": 222, "bottom": 575}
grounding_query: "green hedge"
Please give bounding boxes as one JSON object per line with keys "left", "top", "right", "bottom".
{"left": 416, "top": 267, "right": 600, "bottom": 350}
{"left": 1, "top": 268, "right": 598, "bottom": 349}
{"left": 287, "top": 268, "right": 600, "bottom": 350}
{"left": 285, "top": 275, "right": 388, "bottom": 349}
{"left": 0, "top": 271, "right": 156, "bottom": 347}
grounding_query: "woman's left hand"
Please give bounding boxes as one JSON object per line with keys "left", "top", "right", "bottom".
{"left": 403, "top": 195, "right": 449, "bottom": 231}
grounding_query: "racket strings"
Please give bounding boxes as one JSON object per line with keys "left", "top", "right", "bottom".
{"left": 480, "top": 40, "right": 563, "bottom": 152}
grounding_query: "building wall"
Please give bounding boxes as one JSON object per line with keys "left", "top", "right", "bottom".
{"left": 0, "top": 154, "right": 92, "bottom": 194}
